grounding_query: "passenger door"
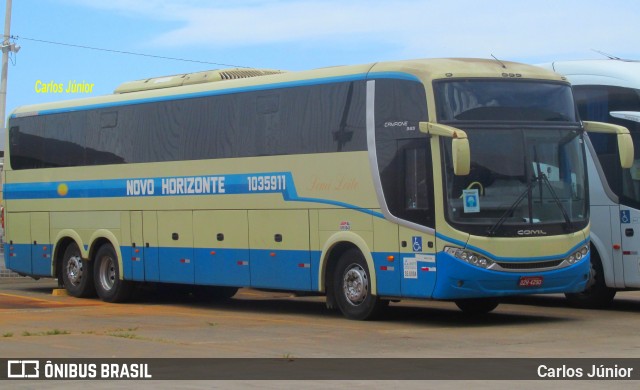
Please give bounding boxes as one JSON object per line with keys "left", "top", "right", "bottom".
{"left": 619, "top": 205, "right": 640, "bottom": 287}
{"left": 396, "top": 139, "right": 437, "bottom": 298}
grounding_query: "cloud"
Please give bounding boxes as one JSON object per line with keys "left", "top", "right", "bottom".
{"left": 65, "top": 0, "right": 640, "bottom": 61}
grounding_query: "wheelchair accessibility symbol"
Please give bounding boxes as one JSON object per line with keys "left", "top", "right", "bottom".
{"left": 412, "top": 236, "right": 422, "bottom": 252}
{"left": 621, "top": 210, "right": 631, "bottom": 224}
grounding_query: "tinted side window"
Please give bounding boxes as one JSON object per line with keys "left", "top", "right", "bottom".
{"left": 574, "top": 85, "right": 640, "bottom": 207}
{"left": 9, "top": 81, "right": 367, "bottom": 170}
{"left": 374, "top": 79, "right": 433, "bottom": 227}
{"left": 10, "top": 112, "right": 87, "bottom": 169}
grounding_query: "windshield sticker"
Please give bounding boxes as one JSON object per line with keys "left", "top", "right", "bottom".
{"left": 463, "top": 189, "right": 480, "bottom": 213}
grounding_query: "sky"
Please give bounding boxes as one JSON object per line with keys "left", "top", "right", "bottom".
{"left": 1, "top": 0, "right": 639, "bottom": 120}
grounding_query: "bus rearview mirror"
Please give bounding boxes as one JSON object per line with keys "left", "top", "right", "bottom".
{"left": 610, "top": 111, "right": 640, "bottom": 123}
{"left": 419, "top": 122, "right": 470, "bottom": 175}
{"left": 583, "top": 121, "right": 634, "bottom": 169}
{"left": 452, "top": 138, "right": 471, "bottom": 176}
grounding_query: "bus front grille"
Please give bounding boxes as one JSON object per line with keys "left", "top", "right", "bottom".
{"left": 495, "top": 259, "right": 564, "bottom": 270}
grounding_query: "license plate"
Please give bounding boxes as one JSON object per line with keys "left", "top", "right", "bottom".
{"left": 519, "top": 276, "right": 543, "bottom": 287}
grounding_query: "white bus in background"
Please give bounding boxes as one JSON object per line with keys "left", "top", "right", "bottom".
{"left": 539, "top": 59, "right": 640, "bottom": 307}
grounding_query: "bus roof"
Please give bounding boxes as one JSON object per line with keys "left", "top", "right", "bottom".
{"left": 11, "top": 58, "right": 566, "bottom": 119}
{"left": 539, "top": 59, "right": 640, "bottom": 89}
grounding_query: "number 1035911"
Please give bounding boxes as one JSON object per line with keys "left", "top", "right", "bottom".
{"left": 247, "top": 175, "right": 287, "bottom": 192}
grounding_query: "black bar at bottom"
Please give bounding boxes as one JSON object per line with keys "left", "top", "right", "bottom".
{"left": 1, "top": 358, "right": 639, "bottom": 380}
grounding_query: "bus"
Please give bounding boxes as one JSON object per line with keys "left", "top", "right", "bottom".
{"left": 3, "top": 58, "right": 631, "bottom": 319}
{"left": 539, "top": 59, "right": 640, "bottom": 307}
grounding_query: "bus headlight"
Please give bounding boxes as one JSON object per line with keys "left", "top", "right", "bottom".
{"left": 444, "top": 247, "right": 495, "bottom": 269}
{"left": 565, "top": 245, "right": 589, "bottom": 265}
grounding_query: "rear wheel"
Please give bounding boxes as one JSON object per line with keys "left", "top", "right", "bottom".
{"left": 565, "top": 252, "right": 616, "bottom": 308}
{"left": 93, "top": 244, "right": 132, "bottom": 303}
{"left": 61, "top": 242, "right": 95, "bottom": 298}
{"left": 333, "top": 249, "right": 385, "bottom": 320}
{"left": 455, "top": 298, "right": 499, "bottom": 314}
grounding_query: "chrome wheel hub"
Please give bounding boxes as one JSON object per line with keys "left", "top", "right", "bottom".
{"left": 66, "top": 255, "right": 83, "bottom": 286}
{"left": 98, "top": 256, "right": 116, "bottom": 291}
{"left": 343, "top": 264, "right": 368, "bottom": 306}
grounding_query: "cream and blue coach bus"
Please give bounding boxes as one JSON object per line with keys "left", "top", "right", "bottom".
{"left": 3, "top": 58, "right": 632, "bottom": 319}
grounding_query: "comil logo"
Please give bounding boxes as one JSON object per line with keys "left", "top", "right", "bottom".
{"left": 7, "top": 360, "right": 40, "bottom": 378}
{"left": 517, "top": 229, "right": 548, "bottom": 236}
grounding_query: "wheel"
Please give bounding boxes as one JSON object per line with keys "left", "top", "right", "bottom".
{"left": 454, "top": 298, "right": 499, "bottom": 314}
{"left": 93, "top": 244, "right": 132, "bottom": 303}
{"left": 333, "top": 248, "right": 385, "bottom": 320}
{"left": 61, "top": 242, "right": 95, "bottom": 298}
{"left": 565, "top": 252, "right": 616, "bottom": 308}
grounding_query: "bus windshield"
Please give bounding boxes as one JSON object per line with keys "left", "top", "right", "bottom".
{"left": 435, "top": 80, "right": 577, "bottom": 122}
{"left": 436, "top": 79, "right": 587, "bottom": 237}
{"left": 441, "top": 127, "right": 588, "bottom": 237}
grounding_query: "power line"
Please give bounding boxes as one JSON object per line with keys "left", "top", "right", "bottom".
{"left": 7, "top": 34, "right": 251, "bottom": 68}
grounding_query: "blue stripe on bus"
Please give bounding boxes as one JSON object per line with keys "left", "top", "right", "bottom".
{"left": 3, "top": 172, "right": 385, "bottom": 219}
{"left": 11, "top": 71, "right": 421, "bottom": 118}
{"left": 6, "top": 242, "right": 589, "bottom": 299}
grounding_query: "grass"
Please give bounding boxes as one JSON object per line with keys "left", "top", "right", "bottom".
{"left": 106, "top": 326, "right": 143, "bottom": 340}
{"left": 108, "top": 332, "right": 141, "bottom": 339}
{"left": 2, "top": 332, "right": 13, "bottom": 337}
{"left": 110, "top": 326, "right": 139, "bottom": 332}
{"left": 21, "top": 329, "right": 70, "bottom": 336}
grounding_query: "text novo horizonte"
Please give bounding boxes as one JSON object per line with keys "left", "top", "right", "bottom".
{"left": 126, "top": 177, "right": 226, "bottom": 196}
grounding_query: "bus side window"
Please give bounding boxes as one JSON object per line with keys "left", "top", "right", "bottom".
{"left": 397, "top": 138, "right": 434, "bottom": 227}
{"left": 404, "top": 146, "right": 428, "bottom": 210}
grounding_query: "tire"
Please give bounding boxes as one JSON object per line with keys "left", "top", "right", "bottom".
{"left": 454, "top": 298, "right": 499, "bottom": 314}
{"left": 565, "top": 252, "right": 616, "bottom": 309}
{"left": 333, "top": 248, "right": 385, "bottom": 320}
{"left": 93, "top": 244, "right": 132, "bottom": 303}
{"left": 61, "top": 242, "right": 96, "bottom": 298}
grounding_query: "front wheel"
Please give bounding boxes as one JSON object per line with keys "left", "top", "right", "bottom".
{"left": 455, "top": 298, "right": 499, "bottom": 314}
{"left": 93, "top": 244, "right": 132, "bottom": 303}
{"left": 565, "top": 253, "right": 616, "bottom": 308}
{"left": 333, "top": 249, "right": 385, "bottom": 320}
{"left": 61, "top": 242, "right": 95, "bottom": 298}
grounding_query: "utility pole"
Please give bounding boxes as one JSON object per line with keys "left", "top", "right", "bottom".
{"left": 1, "top": 0, "right": 20, "bottom": 166}
{"left": 0, "top": 0, "right": 19, "bottom": 144}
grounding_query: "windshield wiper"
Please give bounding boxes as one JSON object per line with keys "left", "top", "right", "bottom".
{"left": 538, "top": 172, "right": 574, "bottom": 231}
{"left": 487, "top": 177, "right": 538, "bottom": 236}
{"left": 532, "top": 144, "right": 573, "bottom": 231}
{"left": 486, "top": 173, "right": 574, "bottom": 236}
